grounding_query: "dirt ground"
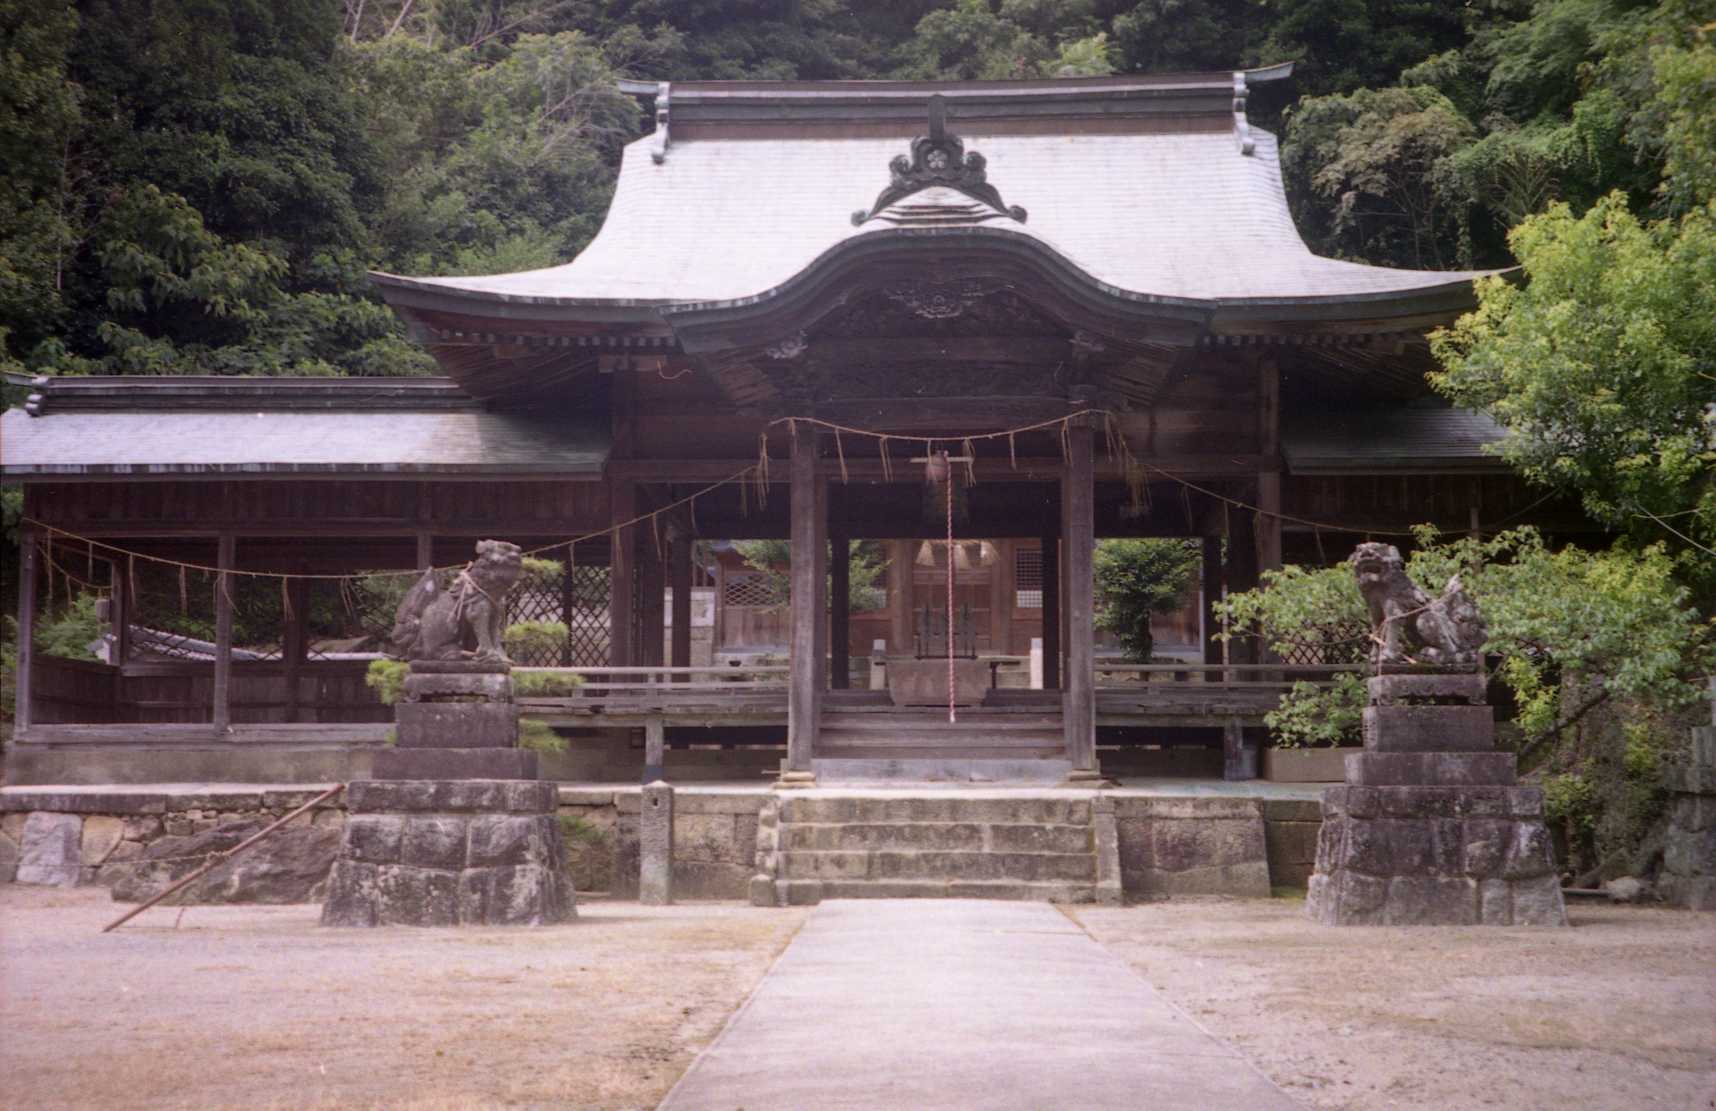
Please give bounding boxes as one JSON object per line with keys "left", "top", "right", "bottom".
{"left": 1074, "top": 897, "right": 1716, "bottom": 1111}
{"left": 0, "top": 887, "right": 807, "bottom": 1111}
{"left": 4, "top": 888, "right": 1713, "bottom": 1110}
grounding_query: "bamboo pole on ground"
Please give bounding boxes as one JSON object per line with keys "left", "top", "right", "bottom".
{"left": 101, "top": 783, "right": 345, "bottom": 933}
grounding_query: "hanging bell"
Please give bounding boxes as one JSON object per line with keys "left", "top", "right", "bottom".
{"left": 924, "top": 450, "right": 951, "bottom": 485}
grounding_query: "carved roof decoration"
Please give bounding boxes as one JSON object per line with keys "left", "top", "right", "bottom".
{"left": 851, "top": 96, "right": 1026, "bottom": 227}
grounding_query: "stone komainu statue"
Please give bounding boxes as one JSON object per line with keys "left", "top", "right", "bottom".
{"left": 1349, "top": 542, "right": 1487, "bottom": 668}
{"left": 389, "top": 539, "right": 524, "bottom": 663}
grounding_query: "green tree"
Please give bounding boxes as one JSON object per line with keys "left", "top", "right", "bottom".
{"left": 1092, "top": 539, "right": 1200, "bottom": 662}
{"left": 734, "top": 538, "right": 889, "bottom": 613}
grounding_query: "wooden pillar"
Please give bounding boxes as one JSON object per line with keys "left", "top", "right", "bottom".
{"left": 1062, "top": 417, "right": 1096, "bottom": 775}
{"left": 14, "top": 526, "right": 37, "bottom": 736}
{"left": 415, "top": 531, "right": 433, "bottom": 571}
{"left": 643, "top": 716, "right": 665, "bottom": 783}
{"left": 1256, "top": 356, "right": 1283, "bottom": 577}
{"left": 830, "top": 530, "right": 850, "bottom": 689}
{"left": 1201, "top": 535, "right": 1223, "bottom": 674}
{"left": 670, "top": 529, "right": 692, "bottom": 669}
{"left": 212, "top": 533, "right": 236, "bottom": 733}
{"left": 988, "top": 539, "right": 1012, "bottom": 656}
{"left": 608, "top": 481, "right": 635, "bottom": 669}
{"left": 282, "top": 579, "right": 308, "bottom": 724}
{"left": 1040, "top": 521, "right": 1060, "bottom": 690}
{"left": 786, "top": 423, "right": 826, "bottom": 776}
{"left": 640, "top": 521, "right": 666, "bottom": 668}
{"left": 887, "top": 539, "right": 913, "bottom": 654}
{"left": 1226, "top": 502, "right": 1259, "bottom": 664}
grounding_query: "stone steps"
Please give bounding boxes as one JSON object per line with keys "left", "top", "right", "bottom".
{"left": 753, "top": 792, "right": 1120, "bottom": 906}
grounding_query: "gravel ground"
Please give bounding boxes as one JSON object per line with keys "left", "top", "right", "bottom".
{"left": 1074, "top": 897, "right": 1716, "bottom": 1111}
{"left": 0, "top": 887, "right": 807, "bottom": 1111}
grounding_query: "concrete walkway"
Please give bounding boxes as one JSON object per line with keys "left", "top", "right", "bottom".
{"left": 660, "top": 900, "right": 1298, "bottom": 1110}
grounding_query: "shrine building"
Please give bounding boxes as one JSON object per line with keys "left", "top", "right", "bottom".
{"left": 1, "top": 68, "right": 1586, "bottom": 790}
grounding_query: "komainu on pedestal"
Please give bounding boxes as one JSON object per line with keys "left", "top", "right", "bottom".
{"left": 1306, "top": 545, "right": 1567, "bottom": 926}
{"left": 320, "top": 539, "right": 575, "bottom": 927}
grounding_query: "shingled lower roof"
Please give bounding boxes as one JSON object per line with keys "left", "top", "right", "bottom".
{"left": 1282, "top": 408, "right": 1509, "bottom": 474}
{"left": 0, "top": 408, "right": 609, "bottom": 477}
{"left": 371, "top": 74, "right": 1497, "bottom": 323}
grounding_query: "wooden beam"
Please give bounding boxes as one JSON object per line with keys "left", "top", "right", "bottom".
{"left": 1062, "top": 415, "right": 1096, "bottom": 774}
{"left": 607, "top": 454, "right": 1275, "bottom": 482}
{"left": 213, "top": 533, "right": 236, "bottom": 734}
{"left": 989, "top": 539, "right": 1012, "bottom": 655}
{"left": 14, "top": 526, "right": 37, "bottom": 736}
{"left": 786, "top": 423, "right": 826, "bottom": 773}
{"left": 670, "top": 530, "right": 692, "bottom": 669}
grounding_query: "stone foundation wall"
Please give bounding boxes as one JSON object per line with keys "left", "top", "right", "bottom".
{"left": 1112, "top": 797, "right": 1271, "bottom": 897}
{"left": 1658, "top": 723, "right": 1716, "bottom": 910}
{"left": 1262, "top": 799, "right": 1322, "bottom": 889}
{"left": 0, "top": 789, "right": 346, "bottom": 901}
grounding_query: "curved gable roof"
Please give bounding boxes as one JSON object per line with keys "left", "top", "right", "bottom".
{"left": 372, "top": 71, "right": 1497, "bottom": 328}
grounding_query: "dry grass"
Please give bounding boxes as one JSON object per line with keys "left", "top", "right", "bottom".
{"left": 0, "top": 887, "right": 805, "bottom": 1110}
{"left": 1074, "top": 897, "right": 1716, "bottom": 1111}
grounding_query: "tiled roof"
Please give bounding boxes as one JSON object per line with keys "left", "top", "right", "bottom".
{"left": 372, "top": 75, "right": 1496, "bottom": 317}
{"left": 1283, "top": 408, "right": 1509, "bottom": 473}
{"left": 0, "top": 407, "right": 609, "bottom": 477}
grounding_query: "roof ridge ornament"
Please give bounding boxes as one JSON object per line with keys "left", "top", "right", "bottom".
{"left": 851, "top": 95, "right": 1026, "bottom": 226}
{"left": 1232, "top": 72, "right": 1255, "bottom": 156}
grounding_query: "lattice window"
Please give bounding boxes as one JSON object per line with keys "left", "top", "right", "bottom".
{"left": 1014, "top": 547, "right": 1043, "bottom": 609}
{"left": 507, "top": 560, "right": 611, "bottom": 667}
{"left": 723, "top": 571, "right": 783, "bottom": 609}
{"left": 1274, "top": 622, "right": 1372, "bottom": 666}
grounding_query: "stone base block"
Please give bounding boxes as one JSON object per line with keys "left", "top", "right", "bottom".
{"left": 321, "top": 777, "right": 574, "bottom": 928}
{"left": 1363, "top": 706, "right": 1495, "bottom": 752}
{"left": 394, "top": 702, "right": 519, "bottom": 749}
{"left": 1307, "top": 786, "right": 1566, "bottom": 926}
{"left": 372, "top": 748, "right": 538, "bottom": 780}
{"left": 1345, "top": 751, "right": 1517, "bottom": 787}
{"left": 1367, "top": 673, "right": 1486, "bottom": 706}
{"left": 402, "top": 671, "right": 513, "bottom": 703}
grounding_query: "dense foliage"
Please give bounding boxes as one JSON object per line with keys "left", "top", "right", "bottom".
{"left": 4, "top": 0, "right": 1712, "bottom": 384}
{"left": 1216, "top": 527, "right": 1714, "bottom": 876}
{"left": 1092, "top": 539, "right": 1200, "bottom": 662}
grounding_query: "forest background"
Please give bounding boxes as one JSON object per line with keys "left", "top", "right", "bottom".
{"left": 1, "top": 0, "right": 1712, "bottom": 880}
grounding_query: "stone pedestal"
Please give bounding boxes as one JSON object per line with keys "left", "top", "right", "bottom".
{"left": 321, "top": 780, "right": 574, "bottom": 926}
{"left": 373, "top": 660, "right": 538, "bottom": 780}
{"left": 1658, "top": 708, "right": 1716, "bottom": 910}
{"left": 1307, "top": 673, "right": 1567, "bottom": 926}
{"left": 639, "top": 781, "right": 674, "bottom": 906}
{"left": 321, "top": 660, "right": 574, "bottom": 927}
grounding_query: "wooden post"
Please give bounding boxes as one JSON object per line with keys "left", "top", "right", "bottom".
{"left": 1222, "top": 717, "right": 1255, "bottom": 781}
{"left": 887, "top": 539, "right": 913, "bottom": 654}
{"left": 670, "top": 529, "right": 692, "bottom": 669}
{"left": 213, "top": 533, "right": 236, "bottom": 734}
{"left": 1201, "top": 535, "right": 1223, "bottom": 679}
{"left": 640, "top": 520, "right": 666, "bottom": 668}
{"left": 415, "top": 532, "right": 433, "bottom": 571}
{"left": 1040, "top": 525, "right": 1060, "bottom": 690}
{"left": 282, "top": 578, "right": 308, "bottom": 723}
{"left": 14, "top": 526, "right": 37, "bottom": 736}
{"left": 786, "top": 423, "right": 826, "bottom": 777}
{"left": 1256, "top": 356, "right": 1283, "bottom": 579}
{"left": 1062, "top": 415, "right": 1096, "bottom": 776}
{"left": 609, "top": 481, "right": 635, "bottom": 669}
{"left": 830, "top": 529, "right": 850, "bottom": 689}
{"left": 988, "top": 539, "right": 1012, "bottom": 656}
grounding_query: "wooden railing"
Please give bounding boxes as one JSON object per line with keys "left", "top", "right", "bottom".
{"left": 516, "top": 665, "right": 790, "bottom": 718}
{"left": 1094, "top": 663, "right": 1364, "bottom": 688}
